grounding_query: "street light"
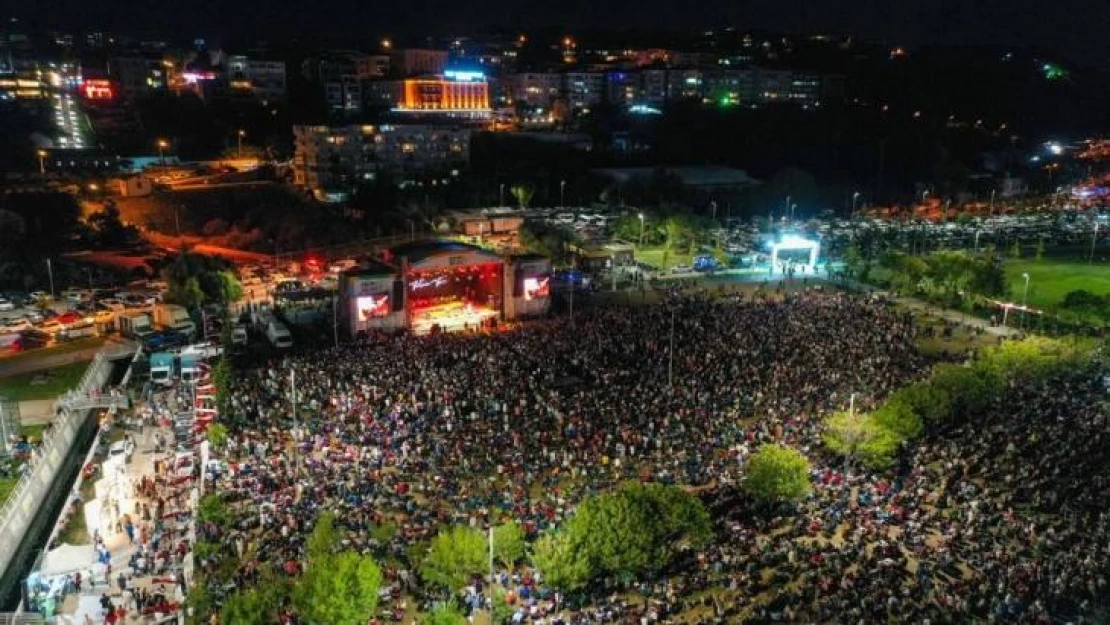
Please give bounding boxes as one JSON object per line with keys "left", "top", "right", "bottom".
{"left": 1089, "top": 220, "right": 1101, "bottom": 265}
{"left": 36, "top": 149, "right": 47, "bottom": 176}
{"left": 922, "top": 190, "right": 930, "bottom": 204}
{"left": 851, "top": 191, "right": 860, "bottom": 217}
{"left": 560, "top": 179, "right": 566, "bottom": 208}
{"left": 1021, "top": 272, "right": 1030, "bottom": 328}
{"left": 499, "top": 183, "right": 505, "bottom": 207}
{"left": 637, "top": 213, "right": 645, "bottom": 248}
{"left": 974, "top": 229, "right": 982, "bottom": 254}
{"left": 790, "top": 203, "right": 797, "bottom": 223}
{"left": 157, "top": 139, "right": 169, "bottom": 167}
{"left": 237, "top": 129, "right": 246, "bottom": 159}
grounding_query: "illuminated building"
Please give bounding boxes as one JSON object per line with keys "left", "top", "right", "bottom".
{"left": 396, "top": 71, "right": 490, "bottom": 116}
{"left": 508, "top": 72, "right": 562, "bottom": 107}
{"left": 108, "top": 57, "right": 167, "bottom": 98}
{"left": 565, "top": 72, "right": 604, "bottom": 111}
{"left": 227, "top": 55, "right": 287, "bottom": 100}
{"left": 292, "top": 124, "right": 471, "bottom": 193}
{"left": 338, "top": 241, "right": 551, "bottom": 336}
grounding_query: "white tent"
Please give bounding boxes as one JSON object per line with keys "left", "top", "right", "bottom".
{"left": 40, "top": 543, "right": 95, "bottom": 577}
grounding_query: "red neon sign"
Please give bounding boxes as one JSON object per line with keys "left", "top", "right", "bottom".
{"left": 82, "top": 79, "right": 115, "bottom": 100}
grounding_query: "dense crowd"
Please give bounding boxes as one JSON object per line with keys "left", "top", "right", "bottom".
{"left": 199, "top": 288, "right": 1110, "bottom": 623}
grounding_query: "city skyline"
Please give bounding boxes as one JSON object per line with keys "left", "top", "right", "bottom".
{"left": 12, "top": 0, "right": 1110, "bottom": 70}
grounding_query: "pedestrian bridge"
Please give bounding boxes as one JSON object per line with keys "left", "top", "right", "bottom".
{"left": 56, "top": 392, "right": 130, "bottom": 413}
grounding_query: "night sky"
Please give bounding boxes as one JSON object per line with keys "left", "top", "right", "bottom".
{"left": 17, "top": 0, "right": 1110, "bottom": 69}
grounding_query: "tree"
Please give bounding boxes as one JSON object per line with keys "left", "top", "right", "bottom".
{"left": 206, "top": 422, "right": 228, "bottom": 449}
{"left": 891, "top": 381, "right": 953, "bottom": 426}
{"left": 216, "top": 270, "right": 244, "bottom": 305}
{"left": 531, "top": 532, "right": 591, "bottom": 592}
{"left": 870, "top": 396, "right": 924, "bottom": 441}
{"left": 510, "top": 184, "right": 535, "bottom": 209}
{"left": 822, "top": 411, "right": 902, "bottom": 470}
{"left": 423, "top": 603, "right": 468, "bottom": 625}
{"left": 517, "top": 221, "right": 578, "bottom": 263}
{"left": 492, "top": 521, "right": 526, "bottom": 569}
{"left": 420, "top": 525, "right": 488, "bottom": 592}
{"left": 212, "top": 356, "right": 233, "bottom": 419}
{"left": 220, "top": 584, "right": 283, "bottom": 625}
{"left": 744, "top": 444, "right": 811, "bottom": 505}
{"left": 83, "top": 204, "right": 141, "bottom": 248}
{"left": 926, "top": 364, "right": 994, "bottom": 423}
{"left": 166, "top": 276, "right": 205, "bottom": 310}
{"left": 293, "top": 513, "right": 383, "bottom": 625}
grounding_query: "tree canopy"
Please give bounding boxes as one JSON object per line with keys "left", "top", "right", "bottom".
{"left": 744, "top": 444, "right": 812, "bottom": 505}
{"left": 292, "top": 513, "right": 383, "bottom": 625}
{"left": 419, "top": 525, "right": 488, "bottom": 592}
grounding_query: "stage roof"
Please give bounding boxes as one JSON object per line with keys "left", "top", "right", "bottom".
{"left": 392, "top": 240, "right": 502, "bottom": 265}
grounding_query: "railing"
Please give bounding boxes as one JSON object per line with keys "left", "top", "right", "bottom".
{"left": 0, "top": 350, "right": 116, "bottom": 580}
{"left": 0, "top": 613, "right": 45, "bottom": 624}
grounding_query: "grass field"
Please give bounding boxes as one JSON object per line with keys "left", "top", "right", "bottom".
{"left": 634, "top": 247, "right": 694, "bottom": 271}
{"left": 1004, "top": 258, "right": 1110, "bottom": 312}
{"left": 0, "top": 360, "right": 89, "bottom": 401}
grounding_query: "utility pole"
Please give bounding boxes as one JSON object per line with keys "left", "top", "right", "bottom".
{"left": 332, "top": 295, "right": 339, "bottom": 348}
{"left": 667, "top": 306, "right": 676, "bottom": 391}
{"left": 844, "top": 393, "right": 856, "bottom": 478}
{"left": 237, "top": 129, "right": 246, "bottom": 159}
{"left": 290, "top": 369, "right": 300, "bottom": 473}
{"left": 45, "top": 258, "right": 55, "bottom": 300}
{"left": 568, "top": 255, "right": 576, "bottom": 325}
{"left": 488, "top": 526, "right": 495, "bottom": 587}
{"left": 1090, "top": 221, "right": 1100, "bottom": 264}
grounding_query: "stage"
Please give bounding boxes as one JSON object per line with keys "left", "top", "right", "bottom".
{"left": 411, "top": 301, "right": 500, "bottom": 335}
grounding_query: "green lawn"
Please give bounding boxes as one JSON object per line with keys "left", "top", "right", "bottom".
{"left": 1005, "top": 259, "right": 1110, "bottom": 312}
{"left": 0, "top": 361, "right": 90, "bottom": 401}
{"left": 634, "top": 246, "right": 694, "bottom": 271}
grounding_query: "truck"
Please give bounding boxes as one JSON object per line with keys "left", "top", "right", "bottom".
{"left": 149, "top": 352, "right": 175, "bottom": 386}
{"left": 266, "top": 320, "right": 293, "bottom": 349}
{"left": 153, "top": 304, "right": 196, "bottom": 338}
{"left": 117, "top": 311, "right": 154, "bottom": 340}
{"left": 179, "top": 353, "right": 202, "bottom": 385}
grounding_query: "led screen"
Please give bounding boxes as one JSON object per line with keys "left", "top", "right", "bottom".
{"left": 356, "top": 293, "right": 390, "bottom": 319}
{"left": 523, "top": 277, "right": 550, "bottom": 301}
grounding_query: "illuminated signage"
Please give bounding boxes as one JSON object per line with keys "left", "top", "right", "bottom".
{"left": 411, "top": 276, "right": 449, "bottom": 290}
{"left": 82, "top": 79, "right": 115, "bottom": 100}
{"left": 444, "top": 70, "right": 485, "bottom": 82}
{"left": 182, "top": 71, "right": 217, "bottom": 84}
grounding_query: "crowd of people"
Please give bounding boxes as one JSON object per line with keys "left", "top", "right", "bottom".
{"left": 198, "top": 287, "right": 1109, "bottom": 623}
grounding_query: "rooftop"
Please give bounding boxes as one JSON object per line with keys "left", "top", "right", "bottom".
{"left": 390, "top": 240, "right": 501, "bottom": 264}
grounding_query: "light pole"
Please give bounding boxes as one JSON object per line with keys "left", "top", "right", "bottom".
{"left": 974, "top": 230, "right": 981, "bottom": 254}
{"left": 784, "top": 196, "right": 791, "bottom": 218}
{"left": 559, "top": 179, "right": 566, "bottom": 208}
{"left": 45, "top": 258, "right": 55, "bottom": 300}
{"left": 290, "top": 368, "right": 300, "bottom": 473}
{"left": 667, "top": 306, "right": 676, "bottom": 391}
{"left": 922, "top": 190, "right": 929, "bottom": 204}
{"left": 1090, "top": 221, "right": 1100, "bottom": 264}
{"left": 638, "top": 213, "right": 645, "bottom": 249}
{"left": 407, "top": 219, "right": 415, "bottom": 242}
{"left": 790, "top": 203, "right": 797, "bottom": 223}
{"left": 1021, "top": 272, "right": 1030, "bottom": 328}
{"left": 157, "top": 139, "right": 169, "bottom": 167}
{"left": 237, "top": 129, "right": 246, "bottom": 159}
{"left": 499, "top": 183, "right": 505, "bottom": 207}
{"left": 851, "top": 192, "right": 860, "bottom": 217}
{"left": 36, "top": 150, "right": 47, "bottom": 176}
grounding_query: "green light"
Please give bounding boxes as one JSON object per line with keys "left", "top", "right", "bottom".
{"left": 1042, "top": 62, "right": 1068, "bottom": 81}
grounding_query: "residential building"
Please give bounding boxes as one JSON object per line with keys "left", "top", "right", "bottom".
{"left": 303, "top": 50, "right": 388, "bottom": 114}
{"left": 292, "top": 123, "right": 471, "bottom": 192}
{"left": 389, "top": 48, "right": 448, "bottom": 77}
{"left": 509, "top": 72, "right": 562, "bottom": 108}
{"left": 227, "top": 55, "right": 287, "bottom": 100}
{"left": 606, "top": 71, "right": 639, "bottom": 106}
{"left": 564, "top": 72, "right": 605, "bottom": 111}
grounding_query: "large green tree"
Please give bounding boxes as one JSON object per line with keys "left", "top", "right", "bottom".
{"left": 492, "top": 521, "right": 526, "bottom": 569}
{"left": 292, "top": 513, "right": 383, "bottom": 625}
{"left": 822, "top": 411, "right": 902, "bottom": 470}
{"left": 744, "top": 444, "right": 811, "bottom": 505}
{"left": 419, "top": 525, "right": 488, "bottom": 592}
